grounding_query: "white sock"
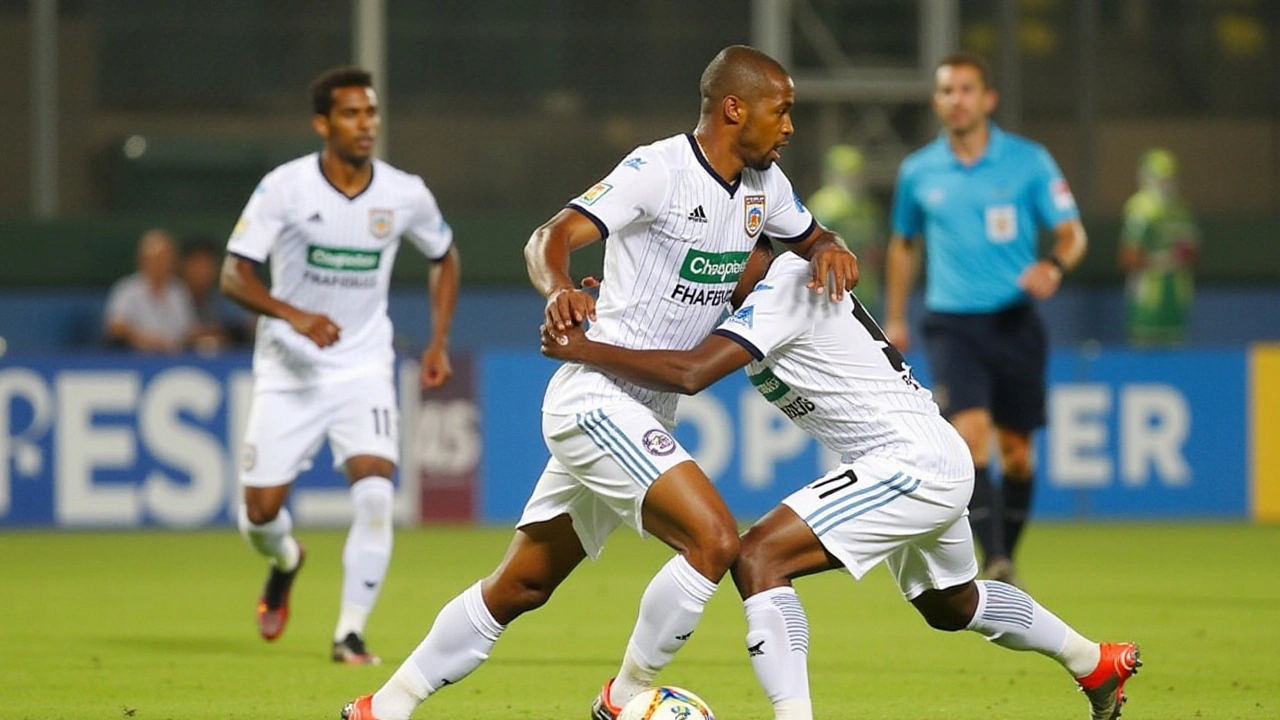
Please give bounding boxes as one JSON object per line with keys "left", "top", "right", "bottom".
{"left": 238, "top": 505, "right": 300, "bottom": 571}
{"left": 335, "top": 477, "right": 394, "bottom": 641}
{"left": 743, "top": 586, "right": 812, "bottom": 720}
{"left": 371, "top": 581, "right": 505, "bottom": 720}
{"left": 966, "top": 580, "right": 1101, "bottom": 677}
{"left": 609, "top": 555, "right": 718, "bottom": 708}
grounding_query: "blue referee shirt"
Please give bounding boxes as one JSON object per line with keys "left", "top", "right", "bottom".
{"left": 890, "top": 124, "right": 1079, "bottom": 313}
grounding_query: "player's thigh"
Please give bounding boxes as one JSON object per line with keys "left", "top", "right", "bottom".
{"left": 545, "top": 407, "right": 702, "bottom": 539}
{"left": 326, "top": 373, "right": 400, "bottom": 470}
{"left": 886, "top": 493, "right": 981, "bottom": 601}
{"left": 518, "top": 455, "right": 621, "bottom": 561}
{"left": 783, "top": 457, "right": 968, "bottom": 583}
{"left": 990, "top": 304, "right": 1047, "bottom": 432}
{"left": 641, "top": 459, "right": 737, "bottom": 560}
{"left": 240, "top": 386, "right": 330, "bottom": 488}
{"left": 921, "top": 312, "right": 992, "bottom": 417}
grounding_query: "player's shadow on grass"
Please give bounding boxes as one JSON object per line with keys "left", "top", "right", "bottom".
{"left": 96, "top": 634, "right": 269, "bottom": 657}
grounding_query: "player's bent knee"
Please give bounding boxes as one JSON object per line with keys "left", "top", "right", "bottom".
{"left": 912, "top": 585, "right": 977, "bottom": 632}
{"left": 687, "top": 526, "right": 740, "bottom": 580}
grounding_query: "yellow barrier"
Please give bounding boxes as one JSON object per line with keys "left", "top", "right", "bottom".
{"left": 1252, "top": 344, "right": 1280, "bottom": 522}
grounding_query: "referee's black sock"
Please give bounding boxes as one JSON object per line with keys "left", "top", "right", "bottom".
{"left": 968, "top": 466, "right": 1005, "bottom": 563}
{"left": 1002, "top": 477, "right": 1034, "bottom": 560}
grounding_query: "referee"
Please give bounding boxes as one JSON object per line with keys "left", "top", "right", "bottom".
{"left": 884, "top": 52, "right": 1087, "bottom": 583}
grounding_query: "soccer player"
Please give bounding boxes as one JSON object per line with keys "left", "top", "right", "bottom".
{"left": 220, "top": 66, "right": 460, "bottom": 665}
{"left": 340, "top": 45, "right": 857, "bottom": 720}
{"left": 883, "top": 52, "right": 1088, "bottom": 582}
{"left": 541, "top": 237, "right": 1140, "bottom": 720}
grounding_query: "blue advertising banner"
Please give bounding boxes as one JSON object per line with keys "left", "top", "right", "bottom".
{"left": 480, "top": 348, "right": 1249, "bottom": 523}
{"left": 0, "top": 354, "right": 418, "bottom": 528}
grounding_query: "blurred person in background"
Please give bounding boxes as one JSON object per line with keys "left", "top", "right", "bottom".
{"left": 103, "top": 228, "right": 196, "bottom": 353}
{"left": 806, "top": 144, "right": 885, "bottom": 318}
{"left": 180, "top": 237, "right": 254, "bottom": 352}
{"left": 1118, "top": 148, "right": 1199, "bottom": 348}
{"left": 220, "top": 65, "right": 461, "bottom": 666}
{"left": 884, "top": 52, "right": 1087, "bottom": 585}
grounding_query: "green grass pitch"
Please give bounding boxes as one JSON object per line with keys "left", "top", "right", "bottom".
{"left": 2, "top": 522, "right": 1277, "bottom": 719}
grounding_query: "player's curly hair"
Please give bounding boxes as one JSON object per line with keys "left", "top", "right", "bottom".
{"left": 310, "top": 66, "right": 374, "bottom": 116}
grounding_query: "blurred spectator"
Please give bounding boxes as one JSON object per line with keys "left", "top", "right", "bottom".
{"left": 103, "top": 228, "right": 196, "bottom": 353}
{"left": 806, "top": 144, "right": 886, "bottom": 318}
{"left": 1118, "top": 148, "right": 1200, "bottom": 348}
{"left": 180, "top": 237, "right": 254, "bottom": 352}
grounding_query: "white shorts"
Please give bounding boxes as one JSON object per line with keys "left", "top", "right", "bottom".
{"left": 517, "top": 405, "right": 694, "bottom": 559}
{"left": 782, "top": 454, "right": 978, "bottom": 600}
{"left": 239, "top": 373, "right": 399, "bottom": 488}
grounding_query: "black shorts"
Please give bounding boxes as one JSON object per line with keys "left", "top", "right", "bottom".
{"left": 921, "top": 303, "right": 1047, "bottom": 432}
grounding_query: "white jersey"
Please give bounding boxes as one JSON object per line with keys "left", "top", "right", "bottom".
{"left": 227, "top": 153, "right": 452, "bottom": 390}
{"left": 714, "top": 253, "right": 971, "bottom": 480}
{"left": 543, "top": 133, "right": 816, "bottom": 423}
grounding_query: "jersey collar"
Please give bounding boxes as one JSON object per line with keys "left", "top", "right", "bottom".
{"left": 316, "top": 152, "right": 376, "bottom": 201}
{"left": 685, "top": 133, "right": 741, "bottom": 198}
{"left": 938, "top": 121, "right": 1005, "bottom": 169}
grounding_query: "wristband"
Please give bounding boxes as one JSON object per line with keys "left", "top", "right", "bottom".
{"left": 1046, "top": 255, "right": 1067, "bottom": 273}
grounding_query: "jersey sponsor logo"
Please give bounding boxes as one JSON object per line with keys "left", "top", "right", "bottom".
{"left": 748, "top": 366, "right": 792, "bottom": 402}
{"left": 679, "top": 249, "right": 750, "bottom": 284}
{"left": 642, "top": 429, "right": 676, "bottom": 456}
{"left": 369, "top": 209, "right": 395, "bottom": 238}
{"left": 687, "top": 205, "right": 708, "bottom": 223}
{"left": 1051, "top": 178, "right": 1077, "bottom": 212}
{"left": 307, "top": 245, "right": 382, "bottom": 271}
{"left": 303, "top": 269, "right": 377, "bottom": 288}
{"left": 668, "top": 284, "right": 735, "bottom": 306}
{"left": 727, "top": 305, "right": 754, "bottom": 329}
{"left": 985, "top": 204, "right": 1017, "bottom": 243}
{"left": 622, "top": 156, "right": 647, "bottom": 171}
{"left": 745, "top": 194, "right": 766, "bottom": 237}
{"left": 578, "top": 182, "right": 613, "bottom": 206}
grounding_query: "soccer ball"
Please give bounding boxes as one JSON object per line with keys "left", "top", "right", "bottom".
{"left": 618, "top": 686, "right": 715, "bottom": 720}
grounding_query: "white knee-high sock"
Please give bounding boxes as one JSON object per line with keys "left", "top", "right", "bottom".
{"left": 371, "top": 581, "right": 505, "bottom": 720}
{"left": 336, "top": 477, "right": 394, "bottom": 640}
{"left": 238, "top": 505, "right": 301, "bottom": 571}
{"left": 744, "top": 586, "right": 813, "bottom": 720}
{"left": 966, "top": 580, "right": 1100, "bottom": 677}
{"left": 609, "top": 555, "right": 718, "bottom": 708}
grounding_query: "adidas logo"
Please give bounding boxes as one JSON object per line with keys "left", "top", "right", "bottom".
{"left": 307, "top": 212, "right": 323, "bottom": 223}
{"left": 687, "top": 205, "right": 708, "bottom": 223}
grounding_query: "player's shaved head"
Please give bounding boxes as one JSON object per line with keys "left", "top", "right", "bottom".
{"left": 699, "top": 45, "right": 790, "bottom": 114}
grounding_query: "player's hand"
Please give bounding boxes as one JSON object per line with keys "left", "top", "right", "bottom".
{"left": 807, "top": 242, "right": 860, "bottom": 301}
{"left": 545, "top": 286, "right": 597, "bottom": 331}
{"left": 419, "top": 344, "right": 452, "bottom": 390}
{"left": 884, "top": 318, "right": 911, "bottom": 354}
{"left": 540, "top": 322, "right": 587, "bottom": 361}
{"left": 289, "top": 311, "right": 341, "bottom": 348}
{"left": 1018, "top": 260, "right": 1063, "bottom": 300}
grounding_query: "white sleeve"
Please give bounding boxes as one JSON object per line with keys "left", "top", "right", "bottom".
{"left": 226, "top": 171, "right": 289, "bottom": 262}
{"left": 565, "top": 148, "right": 669, "bottom": 239}
{"left": 712, "top": 267, "right": 810, "bottom": 360}
{"left": 761, "top": 166, "right": 817, "bottom": 243}
{"left": 403, "top": 178, "right": 454, "bottom": 260}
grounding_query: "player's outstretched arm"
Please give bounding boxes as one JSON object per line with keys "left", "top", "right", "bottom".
{"left": 788, "top": 225, "right": 859, "bottom": 301}
{"left": 220, "top": 254, "right": 340, "bottom": 348}
{"left": 525, "top": 208, "right": 602, "bottom": 332}
{"left": 540, "top": 323, "right": 752, "bottom": 395}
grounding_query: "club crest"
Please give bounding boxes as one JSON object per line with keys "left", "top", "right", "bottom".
{"left": 744, "top": 195, "right": 766, "bottom": 237}
{"left": 369, "top": 209, "right": 394, "bottom": 238}
{"left": 642, "top": 429, "right": 676, "bottom": 456}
